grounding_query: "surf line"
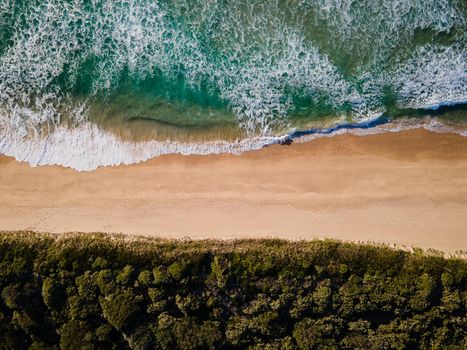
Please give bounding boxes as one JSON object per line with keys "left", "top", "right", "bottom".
{"left": 278, "top": 115, "right": 390, "bottom": 145}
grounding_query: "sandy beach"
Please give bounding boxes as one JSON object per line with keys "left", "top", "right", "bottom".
{"left": 1, "top": 128, "right": 466, "bottom": 253}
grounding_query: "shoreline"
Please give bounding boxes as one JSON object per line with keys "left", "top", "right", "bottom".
{"left": 1, "top": 128, "right": 467, "bottom": 253}
{"left": 1, "top": 116, "right": 466, "bottom": 171}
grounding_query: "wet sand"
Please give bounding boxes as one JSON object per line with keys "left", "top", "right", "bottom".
{"left": 1, "top": 129, "right": 466, "bottom": 253}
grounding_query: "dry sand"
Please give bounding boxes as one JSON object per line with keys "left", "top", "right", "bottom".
{"left": 1, "top": 129, "right": 467, "bottom": 253}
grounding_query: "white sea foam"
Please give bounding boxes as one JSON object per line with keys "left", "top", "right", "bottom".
{"left": 0, "top": 122, "right": 283, "bottom": 171}
{"left": 7, "top": 0, "right": 461, "bottom": 136}
{"left": 293, "top": 117, "right": 467, "bottom": 144}
{"left": 1, "top": 117, "right": 465, "bottom": 171}
{"left": 388, "top": 43, "right": 467, "bottom": 110}
{"left": 0, "top": 0, "right": 466, "bottom": 170}
{"left": 310, "top": 0, "right": 465, "bottom": 63}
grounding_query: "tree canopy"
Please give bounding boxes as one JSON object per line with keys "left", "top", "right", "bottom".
{"left": 0, "top": 231, "right": 465, "bottom": 349}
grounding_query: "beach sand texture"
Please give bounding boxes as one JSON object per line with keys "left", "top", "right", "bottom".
{"left": 1, "top": 129, "right": 466, "bottom": 253}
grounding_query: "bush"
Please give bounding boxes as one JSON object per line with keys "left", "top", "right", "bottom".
{"left": 0, "top": 231, "right": 465, "bottom": 349}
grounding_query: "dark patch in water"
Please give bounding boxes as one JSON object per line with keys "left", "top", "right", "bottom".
{"left": 285, "top": 115, "right": 390, "bottom": 143}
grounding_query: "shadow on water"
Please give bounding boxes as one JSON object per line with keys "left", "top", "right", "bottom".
{"left": 279, "top": 102, "right": 467, "bottom": 146}
{"left": 279, "top": 115, "right": 390, "bottom": 145}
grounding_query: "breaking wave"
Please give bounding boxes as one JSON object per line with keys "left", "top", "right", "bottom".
{"left": 0, "top": 0, "right": 466, "bottom": 169}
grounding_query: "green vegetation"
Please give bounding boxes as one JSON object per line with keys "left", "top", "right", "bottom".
{"left": 0, "top": 231, "right": 465, "bottom": 349}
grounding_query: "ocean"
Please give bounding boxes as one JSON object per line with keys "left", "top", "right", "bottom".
{"left": 0, "top": 0, "right": 466, "bottom": 170}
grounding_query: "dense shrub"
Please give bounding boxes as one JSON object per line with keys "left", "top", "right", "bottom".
{"left": 0, "top": 231, "right": 465, "bottom": 349}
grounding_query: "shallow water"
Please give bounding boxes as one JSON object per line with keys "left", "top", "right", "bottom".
{"left": 0, "top": 0, "right": 466, "bottom": 169}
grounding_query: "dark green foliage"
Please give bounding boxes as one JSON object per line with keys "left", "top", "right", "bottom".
{"left": 0, "top": 232, "right": 466, "bottom": 349}
{"left": 100, "top": 290, "right": 141, "bottom": 330}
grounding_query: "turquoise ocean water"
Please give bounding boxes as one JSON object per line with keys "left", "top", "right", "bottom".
{"left": 0, "top": 0, "right": 466, "bottom": 169}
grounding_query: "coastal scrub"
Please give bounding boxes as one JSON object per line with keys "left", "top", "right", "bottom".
{"left": 0, "top": 232, "right": 465, "bottom": 349}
